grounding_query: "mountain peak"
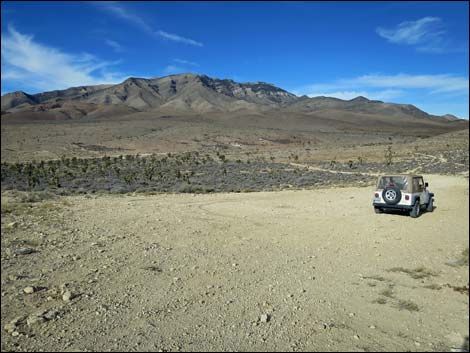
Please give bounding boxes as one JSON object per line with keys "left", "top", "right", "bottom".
{"left": 0, "top": 73, "right": 463, "bottom": 123}
{"left": 350, "top": 96, "right": 369, "bottom": 102}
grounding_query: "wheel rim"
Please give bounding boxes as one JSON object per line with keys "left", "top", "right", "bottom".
{"left": 385, "top": 190, "right": 397, "bottom": 201}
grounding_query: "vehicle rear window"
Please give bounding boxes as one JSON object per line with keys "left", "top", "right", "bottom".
{"left": 378, "top": 176, "right": 408, "bottom": 190}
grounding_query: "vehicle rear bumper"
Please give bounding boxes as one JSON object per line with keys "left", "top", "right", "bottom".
{"left": 373, "top": 202, "right": 413, "bottom": 210}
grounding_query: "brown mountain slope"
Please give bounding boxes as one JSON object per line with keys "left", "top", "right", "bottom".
{"left": 1, "top": 73, "right": 466, "bottom": 126}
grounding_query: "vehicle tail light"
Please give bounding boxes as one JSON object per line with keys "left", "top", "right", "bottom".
{"left": 374, "top": 193, "right": 379, "bottom": 198}
{"left": 405, "top": 195, "right": 410, "bottom": 200}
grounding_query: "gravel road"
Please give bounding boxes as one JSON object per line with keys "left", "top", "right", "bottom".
{"left": 1, "top": 174, "right": 468, "bottom": 351}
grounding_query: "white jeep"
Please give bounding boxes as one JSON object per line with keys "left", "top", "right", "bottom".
{"left": 372, "top": 175, "right": 434, "bottom": 218}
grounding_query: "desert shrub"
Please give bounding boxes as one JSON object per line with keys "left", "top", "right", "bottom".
{"left": 385, "top": 146, "right": 394, "bottom": 166}
{"left": 396, "top": 300, "right": 419, "bottom": 312}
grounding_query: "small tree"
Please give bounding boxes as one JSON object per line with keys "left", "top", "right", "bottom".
{"left": 385, "top": 146, "right": 394, "bottom": 166}
{"left": 123, "top": 174, "right": 134, "bottom": 185}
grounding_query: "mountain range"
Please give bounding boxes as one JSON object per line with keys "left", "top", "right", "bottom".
{"left": 0, "top": 73, "right": 464, "bottom": 125}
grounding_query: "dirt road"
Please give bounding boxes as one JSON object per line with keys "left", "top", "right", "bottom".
{"left": 1, "top": 174, "right": 468, "bottom": 351}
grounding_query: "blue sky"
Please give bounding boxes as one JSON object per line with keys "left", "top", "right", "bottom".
{"left": 1, "top": 1, "right": 469, "bottom": 118}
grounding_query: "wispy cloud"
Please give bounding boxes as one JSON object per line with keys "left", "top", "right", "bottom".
{"left": 105, "top": 39, "right": 124, "bottom": 52}
{"left": 174, "top": 58, "right": 199, "bottom": 66}
{"left": 351, "top": 74, "right": 469, "bottom": 93}
{"left": 157, "top": 31, "right": 203, "bottom": 47}
{"left": 376, "top": 17, "right": 466, "bottom": 53}
{"left": 298, "top": 73, "right": 469, "bottom": 97}
{"left": 163, "top": 65, "right": 186, "bottom": 75}
{"left": 163, "top": 59, "right": 200, "bottom": 75}
{"left": 1, "top": 26, "right": 127, "bottom": 92}
{"left": 95, "top": 2, "right": 203, "bottom": 47}
{"left": 94, "top": 1, "right": 153, "bottom": 33}
{"left": 377, "top": 17, "right": 443, "bottom": 45}
{"left": 303, "top": 90, "right": 403, "bottom": 101}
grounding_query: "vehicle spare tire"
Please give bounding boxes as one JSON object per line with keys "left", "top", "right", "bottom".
{"left": 382, "top": 186, "right": 402, "bottom": 205}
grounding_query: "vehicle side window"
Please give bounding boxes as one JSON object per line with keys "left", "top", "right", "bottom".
{"left": 413, "top": 178, "right": 424, "bottom": 192}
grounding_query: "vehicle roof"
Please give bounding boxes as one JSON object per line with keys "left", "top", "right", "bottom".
{"left": 378, "top": 174, "right": 423, "bottom": 178}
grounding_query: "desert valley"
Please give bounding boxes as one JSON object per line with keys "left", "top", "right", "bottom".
{"left": 1, "top": 72, "right": 468, "bottom": 351}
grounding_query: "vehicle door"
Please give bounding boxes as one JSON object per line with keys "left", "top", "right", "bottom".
{"left": 414, "top": 177, "right": 428, "bottom": 205}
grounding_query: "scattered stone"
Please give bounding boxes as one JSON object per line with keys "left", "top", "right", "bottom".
{"left": 260, "top": 314, "right": 270, "bottom": 323}
{"left": 44, "top": 310, "right": 60, "bottom": 320}
{"left": 4, "top": 323, "right": 17, "bottom": 333}
{"left": 62, "top": 290, "right": 75, "bottom": 302}
{"left": 23, "top": 286, "right": 35, "bottom": 294}
{"left": 14, "top": 247, "right": 37, "bottom": 255}
{"left": 6, "top": 222, "right": 18, "bottom": 229}
{"left": 26, "top": 315, "right": 46, "bottom": 326}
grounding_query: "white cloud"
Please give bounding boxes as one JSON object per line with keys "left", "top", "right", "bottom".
{"left": 174, "top": 59, "right": 199, "bottom": 66}
{"left": 352, "top": 74, "right": 469, "bottom": 93}
{"left": 157, "top": 31, "right": 203, "bottom": 47}
{"left": 376, "top": 17, "right": 466, "bottom": 53}
{"left": 163, "top": 65, "right": 185, "bottom": 75}
{"left": 105, "top": 39, "right": 124, "bottom": 52}
{"left": 377, "top": 17, "right": 443, "bottom": 45}
{"left": 1, "top": 26, "right": 127, "bottom": 92}
{"left": 299, "top": 73, "right": 469, "bottom": 96}
{"left": 305, "top": 90, "right": 403, "bottom": 101}
{"left": 95, "top": 1, "right": 153, "bottom": 33}
{"left": 96, "top": 2, "right": 203, "bottom": 47}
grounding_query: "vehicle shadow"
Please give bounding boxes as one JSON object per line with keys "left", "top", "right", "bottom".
{"left": 380, "top": 206, "right": 437, "bottom": 218}
{"left": 461, "top": 336, "right": 469, "bottom": 352}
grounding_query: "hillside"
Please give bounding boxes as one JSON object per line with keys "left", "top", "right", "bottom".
{"left": 1, "top": 73, "right": 464, "bottom": 124}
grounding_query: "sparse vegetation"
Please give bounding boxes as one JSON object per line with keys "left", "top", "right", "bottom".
{"left": 447, "top": 248, "right": 469, "bottom": 267}
{"left": 1, "top": 152, "right": 374, "bottom": 195}
{"left": 362, "top": 275, "right": 386, "bottom": 282}
{"left": 379, "top": 287, "right": 395, "bottom": 298}
{"left": 372, "top": 297, "right": 387, "bottom": 305}
{"left": 385, "top": 145, "right": 394, "bottom": 166}
{"left": 396, "top": 299, "right": 420, "bottom": 312}
{"left": 387, "top": 266, "right": 437, "bottom": 279}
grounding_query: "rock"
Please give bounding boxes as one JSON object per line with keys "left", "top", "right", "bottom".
{"left": 11, "top": 331, "right": 20, "bottom": 337}
{"left": 23, "top": 286, "right": 35, "bottom": 294}
{"left": 44, "top": 310, "right": 60, "bottom": 320}
{"left": 354, "top": 335, "right": 360, "bottom": 340}
{"left": 260, "top": 314, "right": 270, "bottom": 323}
{"left": 4, "top": 323, "right": 16, "bottom": 333}
{"left": 6, "top": 222, "right": 18, "bottom": 229}
{"left": 62, "top": 290, "right": 75, "bottom": 302}
{"left": 26, "top": 315, "right": 46, "bottom": 326}
{"left": 14, "top": 247, "right": 36, "bottom": 255}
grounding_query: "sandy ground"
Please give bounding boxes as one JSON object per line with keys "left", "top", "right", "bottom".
{"left": 1, "top": 174, "right": 468, "bottom": 352}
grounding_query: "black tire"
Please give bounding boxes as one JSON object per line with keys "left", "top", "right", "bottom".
{"left": 426, "top": 198, "right": 434, "bottom": 212}
{"left": 410, "top": 200, "right": 421, "bottom": 218}
{"left": 374, "top": 207, "right": 383, "bottom": 214}
{"left": 382, "top": 186, "right": 402, "bottom": 205}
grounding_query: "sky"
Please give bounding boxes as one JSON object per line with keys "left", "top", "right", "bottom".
{"left": 1, "top": 1, "right": 469, "bottom": 118}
